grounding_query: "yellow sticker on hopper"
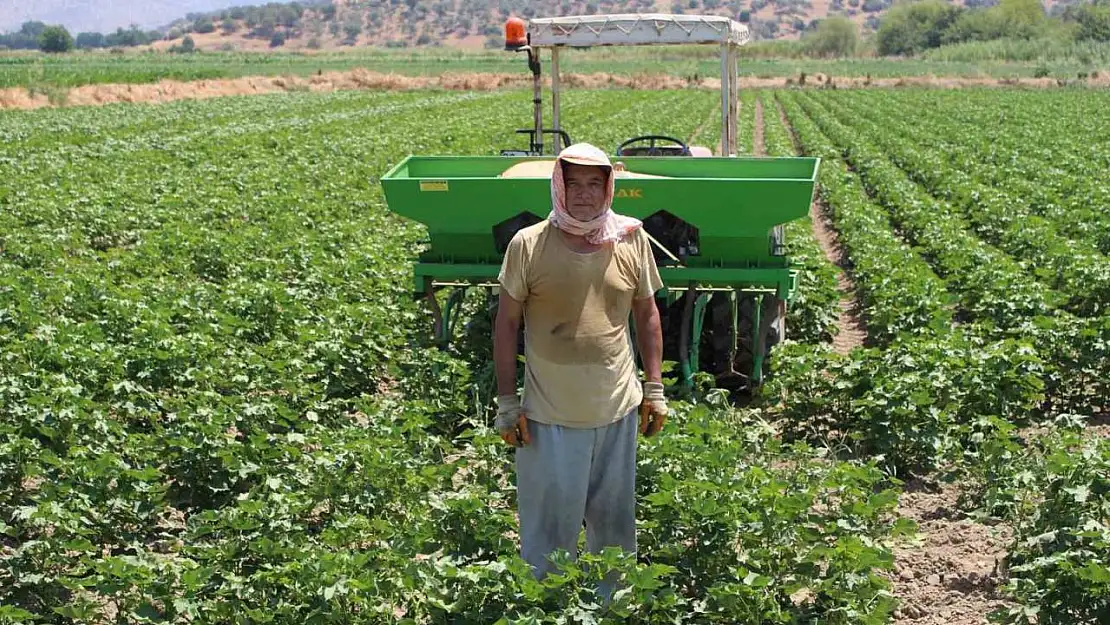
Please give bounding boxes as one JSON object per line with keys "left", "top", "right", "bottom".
{"left": 420, "top": 180, "right": 449, "bottom": 192}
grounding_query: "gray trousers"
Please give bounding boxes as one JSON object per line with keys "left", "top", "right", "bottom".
{"left": 515, "top": 407, "right": 638, "bottom": 597}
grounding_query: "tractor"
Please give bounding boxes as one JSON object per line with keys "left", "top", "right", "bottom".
{"left": 381, "top": 13, "right": 818, "bottom": 393}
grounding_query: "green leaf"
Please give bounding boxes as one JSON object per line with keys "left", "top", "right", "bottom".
{"left": 743, "top": 571, "right": 771, "bottom": 587}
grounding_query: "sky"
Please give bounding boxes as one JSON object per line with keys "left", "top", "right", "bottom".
{"left": 0, "top": 0, "right": 265, "bottom": 34}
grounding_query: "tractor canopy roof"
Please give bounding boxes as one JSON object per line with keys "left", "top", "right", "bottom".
{"left": 527, "top": 13, "right": 751, "bottom": 48}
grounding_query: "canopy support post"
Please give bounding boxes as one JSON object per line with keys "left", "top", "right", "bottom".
{"left": 551, "top": 47, "right": 561, "bottom": 139}
{"left": 720, "top": 42, "right": 731, "bottom": 156}
{"left": 728, "top": 43, "right": 739, "bottom": 156}
{"left": 528, "top": 47, "right": 543, "bottom": 154}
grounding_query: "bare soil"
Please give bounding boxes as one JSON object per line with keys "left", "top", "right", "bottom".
{"left": 772, "top": 97, "right": 867, "bottom": 354}
{"left": 3, "top": 71, "right": 1107, "bottom": 111}
{"left": 0, "top": 70, "right": 698, "bottom": 110}
{"left": 811, "top": 198, "right": 869, "bottom": 355}
{"left": 892, "top": 479, "right": 1013, "bottom": 624}
{"left": 1088, "top": 412, "right": 1110, "bottom": 438}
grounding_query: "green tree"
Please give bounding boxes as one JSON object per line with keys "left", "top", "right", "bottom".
{"left": 104, "top": 25, "right": 151, "bottom": 47}
{"left": 75, "top": 31, "right": 106, "bottom": 48}
{"left": 194, "top": 16, "right": 216, "bottom": 34}
{"left": 343, "top": 16, "right": 362, "bottom": 44}
{"left": 943, "top": 0, "right": 1048, "bottom": 43}
{"left": 38, "top": 25, "right": 73, "bottom": 53}
{"left": 170, "top": 35, "right": 196, "bottom": 54}
{"left": 804, "top": 16, "right": 859, "bottom": 57}
{"left": 1069, "top": 3, "right": 1110, "bottom": 41}
{"left": 941, "top": 8, "right": 1004, "bottom": 43}
{"left": 251, "top": 17, "right": 277, "bottom": 39}
{"left": 876, "top": 0, "right": 963, "bottom": 55}
{"left": 995, "top": 0, "right": 1046, "bottom": 35}
{"left": 277, "top": 6, "right": 301, "bottom": 28}
{"left": 21, "top": 21, "right": 47, "bottom": 38}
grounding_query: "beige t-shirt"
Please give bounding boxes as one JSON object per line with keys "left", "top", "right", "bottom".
{"left": 498, "top": 220, "right": 664, "bottom": 428}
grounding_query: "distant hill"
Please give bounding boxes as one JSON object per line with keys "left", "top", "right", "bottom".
{"left": 144, "top": 0, "right": 954, "bottom": 52}
{"left": 5, "top": 0, "right": 1077, "bottom": 53}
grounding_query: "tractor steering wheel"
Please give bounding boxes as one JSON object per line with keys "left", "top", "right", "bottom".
{"left": 616, "top": 135, "right": 690, "bottom": 156}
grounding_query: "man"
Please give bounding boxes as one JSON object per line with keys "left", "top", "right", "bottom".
{"left": 493, "top": 142, "right": 668, "bottom": 597}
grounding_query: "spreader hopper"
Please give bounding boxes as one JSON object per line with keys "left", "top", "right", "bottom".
{"left": 382, "top": 155, "right": 816, "bottom": 291}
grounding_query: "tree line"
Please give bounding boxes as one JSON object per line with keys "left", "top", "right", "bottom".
{"left": 0, "top": 21, "right": 162, "bottom": 53}
{"left": 876, "top": 0, "right": 1110, "bottom": 56}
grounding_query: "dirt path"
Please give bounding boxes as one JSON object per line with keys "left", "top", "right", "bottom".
{"left": 773, "top": 97, "right": 866, "bottom": 354}
{"left": 892, "top": 480, "right": 1013, "bottom": 624}
{"left": 811, "top": 198, "right": 868, "bottom": 354}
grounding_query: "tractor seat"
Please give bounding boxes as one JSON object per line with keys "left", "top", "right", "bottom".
{"left": 616, "top": 146, "right": 689, "bottom": 157}
{"left": 499, "top": 160, "right": 669, "bottom": 179}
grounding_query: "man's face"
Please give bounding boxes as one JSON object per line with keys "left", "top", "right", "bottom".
{"left": 563, "top": 162, "right": 609, "bottom": 222}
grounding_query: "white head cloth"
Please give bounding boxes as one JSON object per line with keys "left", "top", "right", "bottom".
{"left": 548, "top": 142, "right": 642, "bottom": 245}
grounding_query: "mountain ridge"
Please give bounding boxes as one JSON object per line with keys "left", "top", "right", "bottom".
{"left": 4, "top": 0, "right": 1071, "bottom": 50}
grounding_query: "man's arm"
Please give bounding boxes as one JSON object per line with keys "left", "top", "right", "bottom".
{"left": 631, "top": 295, "right": 663, "bottom": 383}
{"left": 494, "top": 288, "right": 530, "bottom": 446}
{"left": 494, "top": 288, "right": 524, "bottom": 396}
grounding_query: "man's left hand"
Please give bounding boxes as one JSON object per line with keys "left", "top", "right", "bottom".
{"left": 639, "top": 381, "right": 668, "bottom": 437}
{"left": 496, "top": 394, "right": 531, "bottom": 447}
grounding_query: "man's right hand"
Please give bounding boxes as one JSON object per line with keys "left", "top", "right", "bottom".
{"left": 500, "top": 414, "right": 531, "bottom": 447}
{"left": 496, "top": 394, "right": 531, "bottom": 447}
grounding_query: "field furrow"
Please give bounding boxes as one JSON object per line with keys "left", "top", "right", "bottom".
{"left": 759, "top": 92, "right": 851, "bottom": 347}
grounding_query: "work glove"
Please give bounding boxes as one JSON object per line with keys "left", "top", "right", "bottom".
{"left": 639, "top": 381, "right": 668, "bottom": 437}
{"left": 496, "top": 394, "right": 531, "bottom": 447}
